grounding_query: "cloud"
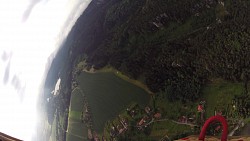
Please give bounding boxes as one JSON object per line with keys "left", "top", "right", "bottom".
{"left": 11, "top": 75, "right": 26, "bottom": 101}
{"left": 1, "top": 51, "right": 12, "bottom": 62}
{"left": 1, "top": 52, "right": 8, "bottom": 62}
{"left": 3, "top": 61, "right": 10, "bottom": 84}
{"left": 22, "top": 0, "right": 44, "bottom": 22}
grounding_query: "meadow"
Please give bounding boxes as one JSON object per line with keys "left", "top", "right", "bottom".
{"left": 77, "top": 71, "right": 150, "bottom": 132}
{"left": 66, "top": 88, "right": 88, "bottom": 141}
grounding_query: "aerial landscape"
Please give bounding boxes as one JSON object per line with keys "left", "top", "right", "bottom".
{"left": 39, "top": 0, "right": 250, "bottom": 140}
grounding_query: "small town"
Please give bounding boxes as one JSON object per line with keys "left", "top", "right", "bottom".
{"left": 83, "top": 102, "right": 198, "bottom": 141}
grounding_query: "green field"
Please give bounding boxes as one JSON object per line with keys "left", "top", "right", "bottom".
{"left": 67, "top": 72, "right": 245, "bottom": 140}
{"left": 155, "top": 78, "right": 245, "bottom": 119}
{"left": 160, "top": 78, "right": 245, "bottom": 119}
{"left": 150, "top": 120, "right": 191, "bottom": 140}
{"left": 77, "top": 71, "right": 150, "bottom": 133}
{"left": 49, "top": 115, "right": 57, "bottom": 141}
{"left": 151, "top": 79, "right": 245, "bottom": 139}
{"left": 201, "top": 79, "right": 244, "bottom": 117}
{"left": 66, "top": 118, "right": 88, "bottom": 141}
{"left": 66, "top": 88, "right": 88, "bottom": 141}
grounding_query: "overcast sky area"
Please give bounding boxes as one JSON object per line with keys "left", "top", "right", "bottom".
{"left": 0, "top": 0, "right": 91, "bottom": 140}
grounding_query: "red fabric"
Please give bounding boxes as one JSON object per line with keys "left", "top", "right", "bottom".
{"left": 199, "top": 115, "right": 228, "bottom": 141}
{"left": 180, "top": 137, "right": 189, "bottom": 140}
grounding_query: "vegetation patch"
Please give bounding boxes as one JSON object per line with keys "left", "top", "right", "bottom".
{"left": 150, "top": 120, "right": 191, "bottom": 139}
{"left": 49, "top": 115, "right": 57, "bottom": 141}
{"left": 66, "top": 88, "right": 88, "bottom": 141}
{"left": 76, "top": 71, "right": 150, "bottom": 132}
{"left": 202, "top": 79, "right": 244, "bottom": 117}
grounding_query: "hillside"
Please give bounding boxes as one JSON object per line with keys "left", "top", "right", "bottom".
{"left": 43, "top": 0, "right": 250, "bottom": 140}
{"left": 69, "top": 0, "right": 250, "bottom": 102}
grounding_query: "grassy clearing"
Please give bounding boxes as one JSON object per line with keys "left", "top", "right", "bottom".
{"left": 154, "top": 92, "right": 197, "bottom": 120}
{"left": 49, "top": 114, "right": 57, "bottom": 141}
{"left": 66, "top": 88, "right": 88, "bottom": 141}
{"left": 66, "top": 130, "right": 87, "bottom": 141}
{"left": 151, "top": 79, "right": 245, "bottom": 139}
{"left": 150, "top": 120, "right": 191, "bottom": 139}
{"left": 201, "top": 79, "right": 244, "bottom": 117}
{"left": 68, "top": 111, "right": 81, "bottom": 120}
{"left": 66, "top": 118, "right": 88, "bottom": 141}
{"left": 75, "top": 61, "right": 245, "bottom": 139}
{"left": 77, "top": 71, "right": 150, "bottom": 133}
{"left": 169, "top": 19, "right": 193, "bottom": 39}
{"left": 155, "top": 78, "right": 245, "bottom": 119}
{"left": 96, "top": 66, "right": 153, "bottom": 94}
{"left": 69, "top": 88, "right": 84, "bottom": 111}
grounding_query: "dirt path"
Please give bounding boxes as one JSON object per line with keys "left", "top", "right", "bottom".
{"left": 171, "top": 120, "right": 198, "bottom": 127}
{"left": 132, "top": 118, "right": 197, "bottom": 128}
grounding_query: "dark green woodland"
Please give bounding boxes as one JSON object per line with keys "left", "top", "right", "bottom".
{"left": 68, "top": 0, "right": 250, "bottom": 102}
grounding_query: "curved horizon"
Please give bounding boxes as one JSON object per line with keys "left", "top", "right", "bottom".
{"left": 0, "top": 0, "right": 92, "bottom": 140}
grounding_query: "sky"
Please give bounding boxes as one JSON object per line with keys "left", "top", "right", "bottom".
{"left": 0, "top": 0, "right": 91, "bottom": 140}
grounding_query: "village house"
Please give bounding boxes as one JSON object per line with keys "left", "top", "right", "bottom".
{"left": 138, "top": 118, "right": 146, "bottom": 126}
{"left": 119, "top": 117, "right": 128, "bottom": 129}
{"left": 144, "top": 106, "right": 151, "bottom": 115}
{"left": 154, "top": 112, "right": 162, "bottom": 119}
{"left": 179, "top": 116, "right": 188, "bottom": 123}
{"left": 126, "top": 104, "right": 139, "bottom": 118}
{"left": 109, "top": 126, "right": 117, "bottom": 138}
{"left": 197, "top": 104, "right": 204, "bottom": 113}
{"left": 117, "top": 124, "right": 126, "bottom": 134}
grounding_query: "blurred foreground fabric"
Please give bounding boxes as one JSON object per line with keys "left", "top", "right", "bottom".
{"left": 175, "top": 135, "right": 250, "bottom": 141}
{"left": 0, "top": 132, "right": 22, "bottom": 141}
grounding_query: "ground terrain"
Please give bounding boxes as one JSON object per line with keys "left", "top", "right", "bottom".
{"left": 40, "top": 0, "right": 250, "bottom": 140}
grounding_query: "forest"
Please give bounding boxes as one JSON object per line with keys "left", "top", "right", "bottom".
{"left": 67, "top": 0, "right": 250, "bottom": 102}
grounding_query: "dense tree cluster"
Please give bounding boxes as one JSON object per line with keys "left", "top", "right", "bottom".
{"left": 67, "top": 0, "right": 250, "bottom": 102}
